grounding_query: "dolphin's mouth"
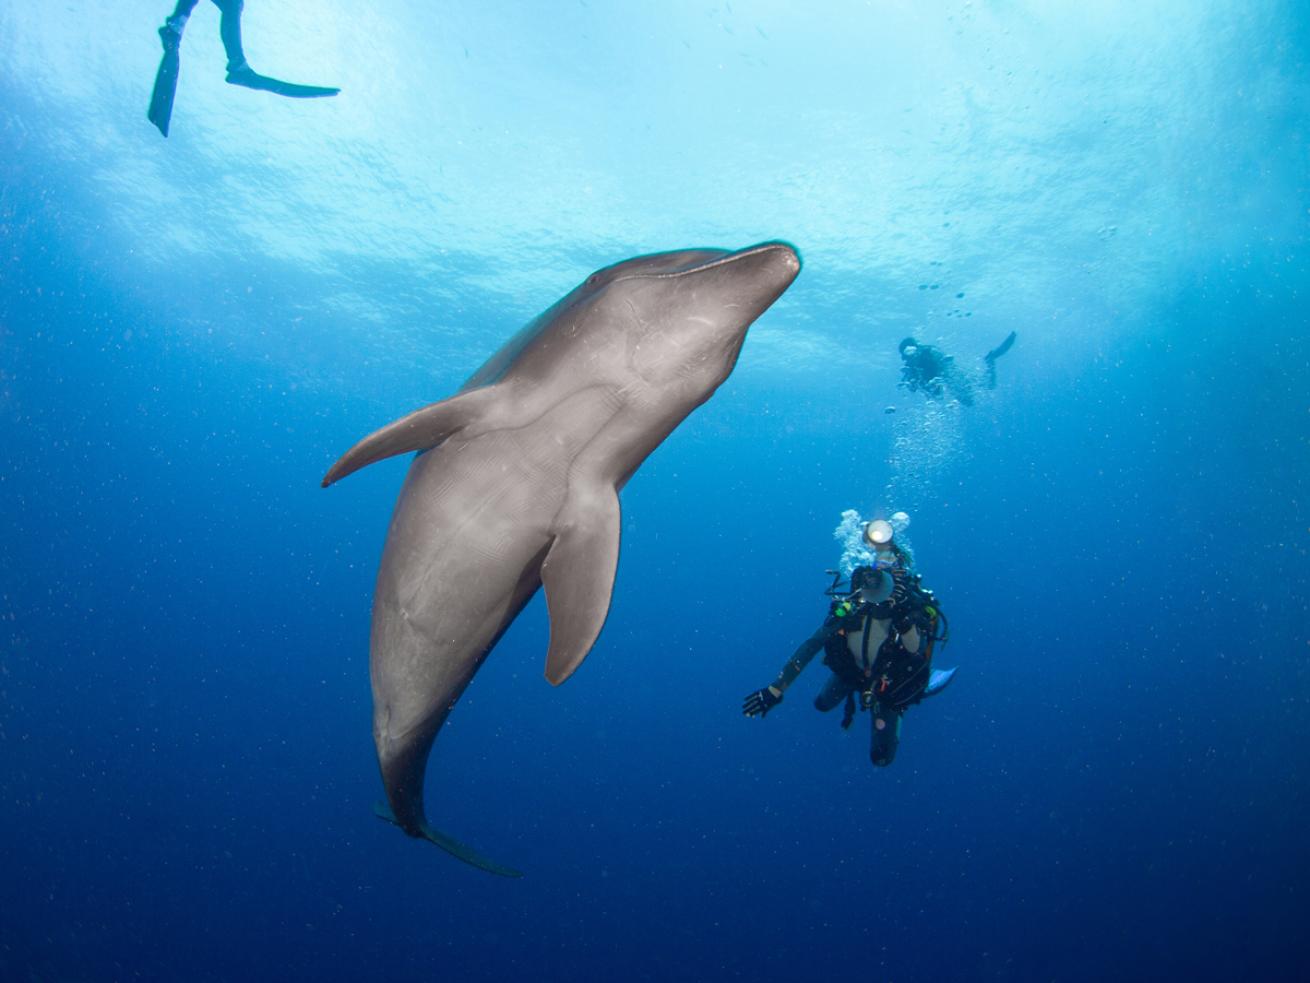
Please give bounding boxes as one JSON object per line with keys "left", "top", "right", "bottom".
{"left": 618, "top": 241, "right": 801, "bottom": 282}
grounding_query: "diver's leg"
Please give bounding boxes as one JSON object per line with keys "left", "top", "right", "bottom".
{"left": 983, "top": 331, "right": 1017, "bottom": 390}
{"left": 215, "top": 0, "right": 342, "bottom": 98}
{"left": 161, "top": 0, "right": 201, "bottom": 46}
{"left": 212, "top": 0, "right": 248, "bottom": 74}
{"left": 868, "top": 702, "right": 903, "bottom": 766}
{"left": 814, "top": 673, "right": 853, "bottom": 713}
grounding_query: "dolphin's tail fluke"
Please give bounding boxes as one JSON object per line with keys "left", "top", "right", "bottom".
{"left": 372, "top": 801, "right": 523, "bottom": 878}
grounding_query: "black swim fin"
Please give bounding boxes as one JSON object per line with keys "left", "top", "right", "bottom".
{"left": 985, "top": 331, "right": 1017, "bottom": 363}
{"left": 226, "top": 64, "right": 340, "bottom": 98}
{"left": 147, "top": 31, "right": 182, "bottom": 137}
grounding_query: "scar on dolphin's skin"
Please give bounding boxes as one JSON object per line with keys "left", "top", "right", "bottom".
{"left": 325, "top": 242, "right": 801, "bottom": 875}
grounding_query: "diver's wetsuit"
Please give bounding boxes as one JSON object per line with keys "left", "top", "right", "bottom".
{"left": 150, "top": 0, "right": 341, "bottom": 136}
{"left": 900, "top": 344, "right": 958, "bottom": 401}
{"left": 768, "top": 570, "right": 932, "bottom": 766}
{"left": 899, "top": 332, "right": 1016, "bottom": 406}
{"left": 162, "top": 0, "right": 259, "bottom": 75}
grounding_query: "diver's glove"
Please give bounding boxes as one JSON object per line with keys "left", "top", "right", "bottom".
{"left": 742, "top": 685, "right": 783, "bottom": 718}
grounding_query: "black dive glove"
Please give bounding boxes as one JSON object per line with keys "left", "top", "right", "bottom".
{"left": 742, "top": 686, "right": 782, "bottom": 718}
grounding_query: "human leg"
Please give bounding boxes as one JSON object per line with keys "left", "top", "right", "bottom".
{"left": 211, "top": 0, "right": 248, "bottom": 73}
{"left": 868, "top": 702, "right": 903, "bottom": 766}
{"left": 983, "top": 331, "right": 1017, "bottom": 389}
{"left": 214, "top": 0, "right": 341, "bottom": 98}
{"left": 814, "top": 673, "right": 853, "bottom": 712}
{"left": 160, "top": 0, "right": 201, "bottom": 48}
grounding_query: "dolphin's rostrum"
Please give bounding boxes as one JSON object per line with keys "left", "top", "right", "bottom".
{"left": 324, "top": 242, "right": 801, "bottom": 875}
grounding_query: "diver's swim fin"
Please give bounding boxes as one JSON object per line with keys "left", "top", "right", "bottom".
{"left": 921, "top": 666, "right": 958, "bottom": 700}
{"left": 147, "top": 33, "right": 182, "bottom": 137}
{"left": 985, "top": 331, "right": 1017, "bottom": 363}
{"left": 226, "top": 64, "right": 340, "bottom": 98}
{"left": 371, "top": 801, "right": 523, "bottom": 878}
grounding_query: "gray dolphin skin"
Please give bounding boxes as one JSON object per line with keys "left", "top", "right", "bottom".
{"left": 323, "top": 241, "right": 801, "bottom": 876}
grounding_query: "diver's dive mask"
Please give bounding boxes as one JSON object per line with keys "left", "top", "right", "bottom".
{"left": 842, "top": 565, "right": 892, "bottom": 610}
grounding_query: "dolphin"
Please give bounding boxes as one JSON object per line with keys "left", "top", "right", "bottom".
{"left": 323, "top": 241, "right": 801, "bottom": 876}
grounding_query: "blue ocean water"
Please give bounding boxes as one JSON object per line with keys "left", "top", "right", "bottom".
{"left": 1, "top": 1, "right": 1307, "bottom": 980}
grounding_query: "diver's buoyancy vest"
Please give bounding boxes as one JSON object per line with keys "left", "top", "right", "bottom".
{"left": 843, "top": 616, "right": 889, "bottom": 673}
{"left": 823, "top": 569, "right": 942, "bottom": 707}
{"left": 843, "top": 616, "right": 922, "bottom": 671}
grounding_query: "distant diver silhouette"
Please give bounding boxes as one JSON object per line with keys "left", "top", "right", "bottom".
{"left": 149, "top": 0, "right": 340, "bottom": 137}
{"left": 898, "top": 331, "right": 1017, "bottom": 406}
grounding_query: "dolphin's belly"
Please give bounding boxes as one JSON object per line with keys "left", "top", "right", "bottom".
{"left": 368, "top": 381, "right": 685, "bottom": 748}
{"left": 368, "top": 404, "right": 602, "bottom": 741}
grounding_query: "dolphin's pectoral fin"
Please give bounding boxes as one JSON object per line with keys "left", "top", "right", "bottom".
{"left": 541, "top": 481, "right": 621, "bottom": 685}
{"left": 372, "top": 801, "right": 523, "bottom": 878}
{"left": 322, "top": 386, "right": 499, "bottom": 487}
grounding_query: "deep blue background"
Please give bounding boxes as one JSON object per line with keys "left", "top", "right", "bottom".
{"left": 3, "top": 2, "right": 1308, "bottom": 981}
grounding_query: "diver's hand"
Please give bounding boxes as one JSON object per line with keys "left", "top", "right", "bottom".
{"left": 743, "top": 686, "right": 782, "bottom": 718}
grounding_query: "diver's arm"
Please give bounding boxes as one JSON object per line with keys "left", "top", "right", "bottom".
{"left": 770, "top": 619, "right": 839, "bottom": 694}
{"left": 743, "top": 618, "right": 840, "bottom": 717}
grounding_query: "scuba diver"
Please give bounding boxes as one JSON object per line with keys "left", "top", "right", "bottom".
{"left": 898, "top": 331, "right": 1017, "bottom": 406}
{"left": 742, "top": 518, "right": 956, "bottom": 767}
{"left": 149, "top": 0, "right": 341, "bottom": 138}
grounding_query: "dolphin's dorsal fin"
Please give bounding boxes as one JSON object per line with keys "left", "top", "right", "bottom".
{"left": 322, "top": 386, "right": 499, "bottom": 487}
{"left": 540, "top": 481, "right": 621, "bottom": 685}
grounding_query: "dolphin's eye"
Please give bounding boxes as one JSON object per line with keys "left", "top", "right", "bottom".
{"left": 586, "top": 273, "right": 602, "bottom": 287}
